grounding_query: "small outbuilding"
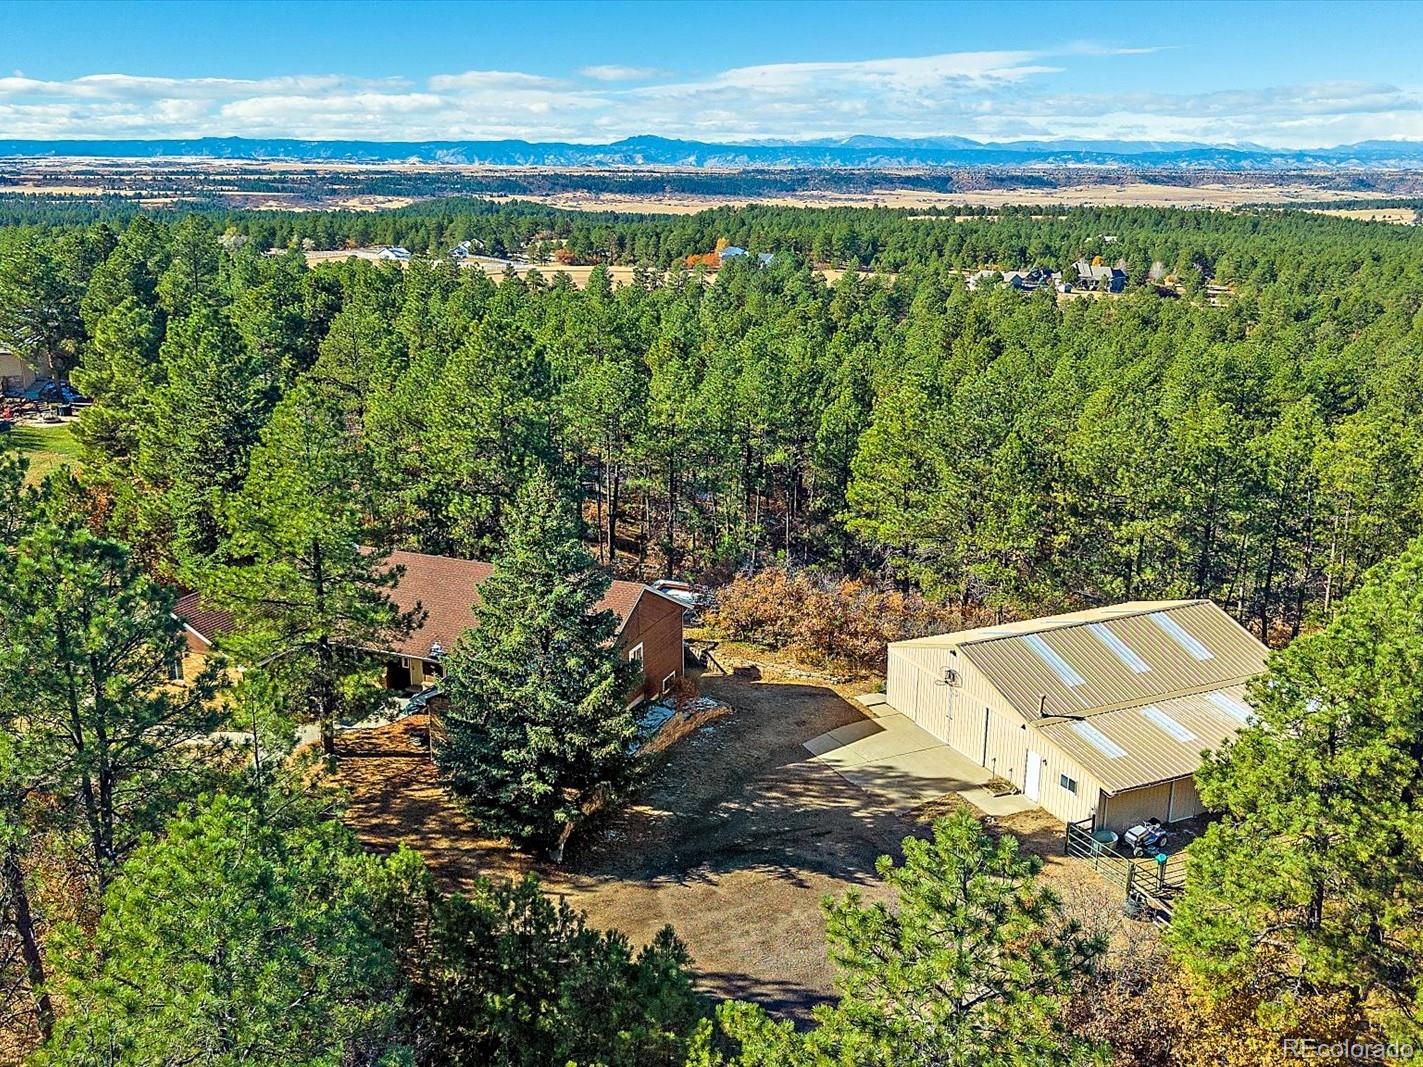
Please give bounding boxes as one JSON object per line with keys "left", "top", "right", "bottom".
{"left": 885, "top": 600, "right": 1267, "bottom": 831}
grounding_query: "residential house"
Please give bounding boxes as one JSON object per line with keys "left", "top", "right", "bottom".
{"left": 0, "top": 350, "right": 37, "bottom": 396}
{"left": 174, "top": 548, "right": 686, "bottom": 706}
{"left": 885, "top": 600, "right": 1268, "bottom": 831}
{"left": 377, "top": 246, "right": 412, "bottom": 262}
{"left": 1073, "top": 259, "right": 1127, "bottom": 293}
{"left": 717, "top": 245, "right": 747, "bottom": 261}
{"left": 984, "top": 268, "right": 1064, "bottom": 294}
{"left": 448, "top": 240, "right": 473, "bottom": 262}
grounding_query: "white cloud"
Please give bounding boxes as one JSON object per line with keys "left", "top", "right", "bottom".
{"left": 0, "top": 50, "right": 1419, "bottom": 147}
{"left": 426, "top": 70, "right": 562, "bottom": 91}
{"left": 579, "top": 65, "right": 662, "bottom": 82}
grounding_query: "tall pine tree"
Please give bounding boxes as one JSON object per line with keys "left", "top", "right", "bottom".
{"left": 203, "top": 381, "right": 407, "bottom": 754}
{"left": 1170, "top": 535, "right": 1423, "bottom": 1045}
{"left": 437, "top": 471, "right": 636, "bottom": 860}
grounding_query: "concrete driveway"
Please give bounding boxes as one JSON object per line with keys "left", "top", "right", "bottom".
{"left": 805, "top": 711, "right": 1037, "bottom": 817}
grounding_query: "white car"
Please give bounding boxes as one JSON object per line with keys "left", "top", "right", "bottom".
{"left": 651, "top": 579, "right": 704, "bottom": 611}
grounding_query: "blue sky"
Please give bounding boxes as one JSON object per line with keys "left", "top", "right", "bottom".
{"left": 2, "top": 0, "right": 1421, "bottom": 146}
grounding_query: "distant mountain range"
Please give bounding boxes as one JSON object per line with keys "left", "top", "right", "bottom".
{"left": 5, "top": 134, "right": 1423, "bottom": 170}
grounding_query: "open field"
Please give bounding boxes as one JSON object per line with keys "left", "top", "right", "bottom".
{"left": 1303, "top": 205, "right": 1420, "bottom": 224}
{"left": 485, "top": 181, "right": 1407, "bottom": 214}
{"left": 333, "top": 648, "right": 1119, "bottom": 1020}
{"left": 5, "top": 422, "right": 81, "bottom": 485}
{"left": 5, "top": 156, "right": 1420, "bottom": 215}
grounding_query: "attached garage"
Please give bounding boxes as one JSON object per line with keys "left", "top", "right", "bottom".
{"left": 885, "top": 600, "right": 1268, "bottom": 829}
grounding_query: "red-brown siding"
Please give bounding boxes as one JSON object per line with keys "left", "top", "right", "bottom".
{"left": 617, "top": 590, "right": 685, "bottom": 702}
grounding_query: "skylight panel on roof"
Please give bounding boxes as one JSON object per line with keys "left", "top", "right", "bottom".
{"left": 1149, "top": 612, "right": 1213, "bottom": 661}
{"left": 1024, "top": 634, "right": 1085, "bottom": 688}
{"left": 1088, "top": 623, "right": 1149, "bottom": 673}
{"left": 1207, "top": 691, "right": 1252, "bottom": 724}
{"left": 1070, "top": 721, "right": 1127, "bottom": 758}
{"left": 1141, "top": 705, "right": 1196, "bottom": 742}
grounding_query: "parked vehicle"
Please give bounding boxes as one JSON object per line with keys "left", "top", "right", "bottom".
{"left": 1122, "top": 818, "right": 1170, "bottom": 857}
{"left": 21, "top": 379, "right": 86, "bottom": 405}
{"left": 653, "top": 578, "right": 715, "bottom": 614}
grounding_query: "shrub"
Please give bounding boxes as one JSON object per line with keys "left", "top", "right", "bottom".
{"left": 706, "top": 568, "right": 979, "bottom": 675}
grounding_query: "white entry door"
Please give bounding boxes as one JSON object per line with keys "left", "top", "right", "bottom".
{"left": 1023, "top": 750, "right": 1043, "bottom": 801}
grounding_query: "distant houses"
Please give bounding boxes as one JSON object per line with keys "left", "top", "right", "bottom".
{"left": 377, "top": 246, "right": 412, "bottom": 263}
{"left": 968, "top": 266, "right": 1064, "bottom": 293}
{"left": 687, "top": 243, "right": 776, "bottom": 270}
{"left": 966, "top": 261, "right": 1130, "bottom": 296}
{"left": 446, "top": 239, "right": 486, "bottom": 263}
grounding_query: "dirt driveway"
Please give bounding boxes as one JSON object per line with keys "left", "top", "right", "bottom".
{"left": 332, "top": 658, "right": 1121, "bottom": 1020}
{"left": 335, "top": 666, "right": 916, "bottom": 1019}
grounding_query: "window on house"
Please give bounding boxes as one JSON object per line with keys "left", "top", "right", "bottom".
{"left": 168, "top": 656, "right": 185, "bottom": 682}
{"left": 1059, "top": 774, "right": 1078, "bottom": 794}
{"left": 628, "top": 643, "right": 644, "bottom": 665}
{"left": 661, "top": 672, "right": 677, "bottom": 694}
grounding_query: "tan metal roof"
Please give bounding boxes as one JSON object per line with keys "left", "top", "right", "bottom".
{"left": 957, "top": 600, "right": 1266, "bottom": 721}
{"left": 1033, "top": 683, "right": 1253, "bottom": 794}
{"left": 895, "top": 601, "right": 1204, "bottom": 649}
{"left": 889, "top": 600, "right": 1268, "bottom": 793}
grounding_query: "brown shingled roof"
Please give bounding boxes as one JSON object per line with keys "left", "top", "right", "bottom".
{"left": 174, "top": 549, "right": 653, "bottom": 660}
{"left": 380, "top": 549, "right": 650, "bottom": 659}
{"left": 172, "top": 591, "right": 236, "bottom": 647}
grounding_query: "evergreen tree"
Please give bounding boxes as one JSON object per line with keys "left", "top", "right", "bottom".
{"left": 0, "top": 233, "right": 84, "bottom": 379}
{"left": 35, "top": 793, "right": 416, "bottom": 1067}
{"left": 1170, "top": 535, "right": 1423, "bottom": 1044}
{"left": 423, "top": 875, "right": 701, "bottom": 1067}
{"left": 698, "top": 811, "right": 1106, "bottom": 1066}
{"left": 136, "top": 302, "right": 274, "bottom": 567}
{"left": 437, "top": 472, "right": 636, "bottom": 859}
{"left": 0, "top": 510, "right": 224, "bottom": 888}
{"left": 204, "top": 382, "right": 407, "bottom": 754}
